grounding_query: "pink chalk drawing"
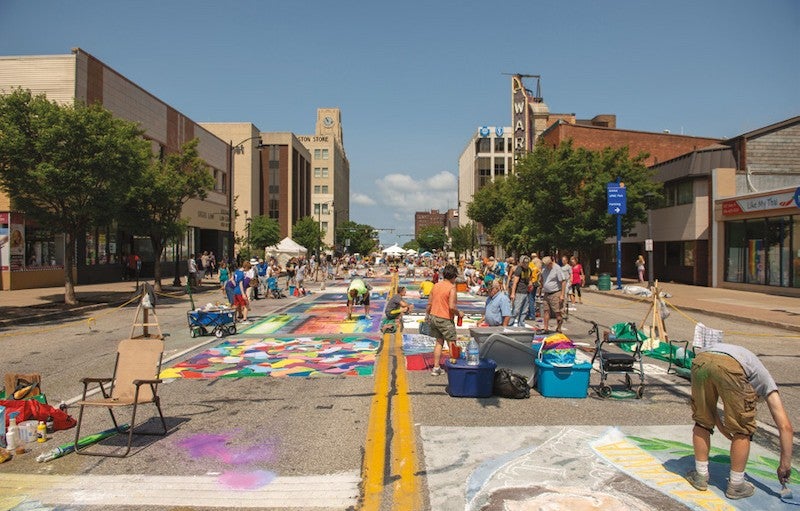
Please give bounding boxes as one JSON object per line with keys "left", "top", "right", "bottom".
{"left": 177, "top": 433, "right": 276, "bottom": 465}
{"left": 218, "top": 470, "right": 277, "bottom": 490}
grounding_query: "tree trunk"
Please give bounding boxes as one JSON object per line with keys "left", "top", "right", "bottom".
{"left": 63, "top": 231, "right": 78, "bottom": 305}
{"left": 152, "top": 238, "right": 164, "bottom": 293}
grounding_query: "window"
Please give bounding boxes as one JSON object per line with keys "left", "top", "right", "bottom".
{"left": 321, "top": 221, "right": 328, "bottom": 232}
{"left": 314, "top": 203, "right": 321, "bottom": 215}
{"left": 322, "top": 149, "right": 329, "bottom": 160}
{"left": 682, "top": 241, "right": 695, "bottom": 267}
{"left": 314, "top": 149, "right": 321, "bottom": 159}
{"left": 314, "top": 185, "right": 321, "bottom": 194}
{"left": 477, "top": 157, "right": 492, "bottom": 188}
{"left": 662, "top": 180, "right": 693, "bottom": 207}
{"left": 321, "top": 185, "right": 328, "bottom": 194}
{"left": 476, "top": 138, "right": 491, "bottom": 153}
{"left": 322, "top": 203, "right": 330, "bottom": 214}
{"left": 494, "top": 137, "right": 505, "bottom": 152}
{"left": 322, "top": 168, "right": 329, "bottom": 178}
{"left": 494, "top": 159, "right": 505, "bottom": 176}
{"left": 314, "top": 167, "right": 321, "bottom": 178}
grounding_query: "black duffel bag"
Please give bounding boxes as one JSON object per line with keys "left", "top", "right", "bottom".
{"left": 493, "top": 368, "right": 530, "bottom": 399}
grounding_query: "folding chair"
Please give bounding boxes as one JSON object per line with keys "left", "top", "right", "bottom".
{"left": 74, "top": 338, "right": 167, "bottom": 457}
{"left": 667, "top": 322, "right": 723, "bottom": 374}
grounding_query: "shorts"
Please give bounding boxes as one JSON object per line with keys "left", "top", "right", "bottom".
{"left": 691, "top": 352, "right": 757, "bottom": 436}
{"left": 348, "top": 293, "right": 370, "bottom": 306}
{"left": 233, "top": 294, "right": 248, "bottom": 308}
{"left": 542, "top": 292, "right": 561, "bottom": 315}
{"left": 428, "top": 315, "right": 457, "bottom": 342}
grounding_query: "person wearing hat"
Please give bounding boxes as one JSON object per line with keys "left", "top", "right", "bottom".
{"left": 347, "top": 277, "right": 373, "bottom": 320}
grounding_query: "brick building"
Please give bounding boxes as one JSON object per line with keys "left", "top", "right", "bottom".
{"left": 415, "top": 209, "right": 446, "bottom": 238}
{"left": 540, "top": 121, "right": 721, "bottom": 167}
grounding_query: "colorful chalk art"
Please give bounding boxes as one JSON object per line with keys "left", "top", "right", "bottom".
{"left": 160, "top": 337, "right": 380, "bottom": 379}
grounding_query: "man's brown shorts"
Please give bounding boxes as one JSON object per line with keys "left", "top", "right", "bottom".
{"left": 428, "top": 315, "right": 457, "bottom": 343}
{"left": 543, "top": 292, "right": 561, "bottom": 316}
{"left": 690, "top": 351, "right": 757, "bottom": 436}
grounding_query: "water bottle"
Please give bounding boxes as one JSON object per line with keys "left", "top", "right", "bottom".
{"left": 467, "top": 338, "right": 480, "bottom": 366}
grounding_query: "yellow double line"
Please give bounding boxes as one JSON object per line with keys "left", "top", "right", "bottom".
{"left": 361, "top": 329, "right": 421, "bottom": 510}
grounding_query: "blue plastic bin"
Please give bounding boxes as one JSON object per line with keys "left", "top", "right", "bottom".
{"left": 445, "top": 358, "right": 497, "bottom": 398}
{"left": 535, "top": 360, "right": 592, "bottom": 398}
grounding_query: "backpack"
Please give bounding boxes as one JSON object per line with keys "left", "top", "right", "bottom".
{"left": 538, "top": 333, "right": 576, "bottom": 367}
{"left": 493, "top": 368, "right": 530, "bottom": 399}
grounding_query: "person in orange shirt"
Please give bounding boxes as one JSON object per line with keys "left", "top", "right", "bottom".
{"left": 424, "top": 264, "right": 464, "bottom": 376}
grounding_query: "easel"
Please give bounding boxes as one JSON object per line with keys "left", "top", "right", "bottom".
{"left": 129, "top": 284, "right": 163, "bottom": 340}
{"left": 640, "top": 280, "right": 667, "bottom": 350}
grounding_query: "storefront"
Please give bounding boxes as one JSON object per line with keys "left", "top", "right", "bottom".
{"left": 715, "top": 186, "right": 800, "bottom": 294}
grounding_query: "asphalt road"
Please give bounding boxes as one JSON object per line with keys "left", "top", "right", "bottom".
{"left": 0, "top": 281, "right": 797, "bottom": 511}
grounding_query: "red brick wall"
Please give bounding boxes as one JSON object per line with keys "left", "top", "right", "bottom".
{"left": 540, "top": 123, "right": 720, "bottom": 166}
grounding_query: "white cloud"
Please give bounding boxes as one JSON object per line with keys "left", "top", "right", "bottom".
{"left": 351, "top": 192, "right": 376, "bottom": 206}
{"left": 350, "top": 171, "right": 458, "bottom": 242}
{"left": 374, "top": 171, "right": 457, "bottom": 212}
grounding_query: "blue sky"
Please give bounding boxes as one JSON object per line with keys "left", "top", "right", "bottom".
{"left": 1, "top": 0, "right": 798, "bottom": 246}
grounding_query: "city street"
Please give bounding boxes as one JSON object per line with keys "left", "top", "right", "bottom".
{"left": 0, "top": 273, "right": 798, "bottom": 510}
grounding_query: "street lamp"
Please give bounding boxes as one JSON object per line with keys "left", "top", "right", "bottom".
{"left": 645, "top": 192, "right": 656, "bottom": 288}
{"left": 245, "top": 211, "right": 252, "bottom": 257}
{"left": 228, "top": 136, "right": 262, "bottom": 261}
{"left": 317, "top": 200, "right": 334, "bottom": 261}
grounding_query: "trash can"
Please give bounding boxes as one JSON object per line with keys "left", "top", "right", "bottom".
{"left": 597, "top": 273, "right": 611, "bottom": 291}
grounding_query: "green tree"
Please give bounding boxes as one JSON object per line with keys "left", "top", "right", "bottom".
{"left": 292, "top": 216, "right": 322, "bottom": 256}
{"left": 449, "top": 223, "right": 477, "bottom": 258}
{"left": 416, "top": 225, "right": 447, "bottom": 253}
{"left": 0, "top": 89, "right": 150, "bottom": 304}
{"left": 402, "top": 239, "right": 420, "bottom": 251}
{"left": 336, "top": 220, "right": 376, "bottom": 256}
{"left": 249, "top": 215, "right": 281, "bottom": 256}
{"left": 468, "top": 141, "right": 661, "bottom": 256}
{"left": 123, "top": 138, "right": 214, "bottom": 291}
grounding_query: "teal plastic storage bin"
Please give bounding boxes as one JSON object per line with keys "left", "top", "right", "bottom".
{"left": 535, "top": 360, "right": 592, "bottom": 398}
{"left": 445, "top": 358, "right": 496, "bottom": 397}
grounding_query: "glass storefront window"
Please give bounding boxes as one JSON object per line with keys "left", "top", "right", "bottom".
{"left": 726, "top": 216, "right": 796, "bottom": 287}
{"left": 84, "top": 226, "right": 119, "bottom": 266}
{"left": 25, "top": 225, "right": 62, "bottom": 267}
{"left": 725, "top": 221, "right": 746, "bottom": 283}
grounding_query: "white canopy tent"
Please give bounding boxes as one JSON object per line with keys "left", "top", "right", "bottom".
{"left": 265, "top": 237, "right": 308, "bottom": 267}
{"left": 381, "top": 244, "right": 407, "bottom": 257}
{"left": 405, "top": 248, "right": 418, "bottom": 256}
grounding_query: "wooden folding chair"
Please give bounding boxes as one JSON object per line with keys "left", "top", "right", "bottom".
{"left": 74, "top": 338, "right": 167, "bottom": 457}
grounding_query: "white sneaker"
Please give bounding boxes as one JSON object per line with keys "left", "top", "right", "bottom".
{"left": 430, "top": 367, "right": 444, "bottom": 376}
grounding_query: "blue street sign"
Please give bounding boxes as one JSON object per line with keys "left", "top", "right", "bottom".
{"left": 607, "top": 183, "right": 627, "bottom": 215}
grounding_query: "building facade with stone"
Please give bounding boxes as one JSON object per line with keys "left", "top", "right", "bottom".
{"left": 0, "top": 48, "right": 231, "bottom": 289}
{"left": 298, "top": 108, "right": 350, "bottom": 252}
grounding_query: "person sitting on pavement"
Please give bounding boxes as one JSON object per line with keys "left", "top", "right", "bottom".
{"left": 384, "top": 286, "right": 414, "bottom": 331}
{"left": 684, "top": 342, "right": 793, "bottom": 500}
{"left": 347, "top": 277, "right": 373, "bottom": 320}
{"left": 419, "top": 279, "right": 434, "bottom": 299}
{"left": 480, "top": 278, "right": 511, "bottom": 327}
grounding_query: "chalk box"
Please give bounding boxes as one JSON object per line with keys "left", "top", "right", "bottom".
{"left": 445, "top": 358, "right": 496, "bottom": 398}
{"left": 535, "top": 360, "right": 592, "bottom": 398}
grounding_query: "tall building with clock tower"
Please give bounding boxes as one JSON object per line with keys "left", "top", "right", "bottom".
{"left": 299, "top": 108, "right": 350, "bottom": 254}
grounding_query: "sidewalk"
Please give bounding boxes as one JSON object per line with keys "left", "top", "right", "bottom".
{"left": 1, "top": 276, "right": 799, "bottom": 332}
{"left": 585, "top": 278, "right": 800, "bottom": 333}
{"left": 0, "top": 279, "right": 218, "bottom": 328}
